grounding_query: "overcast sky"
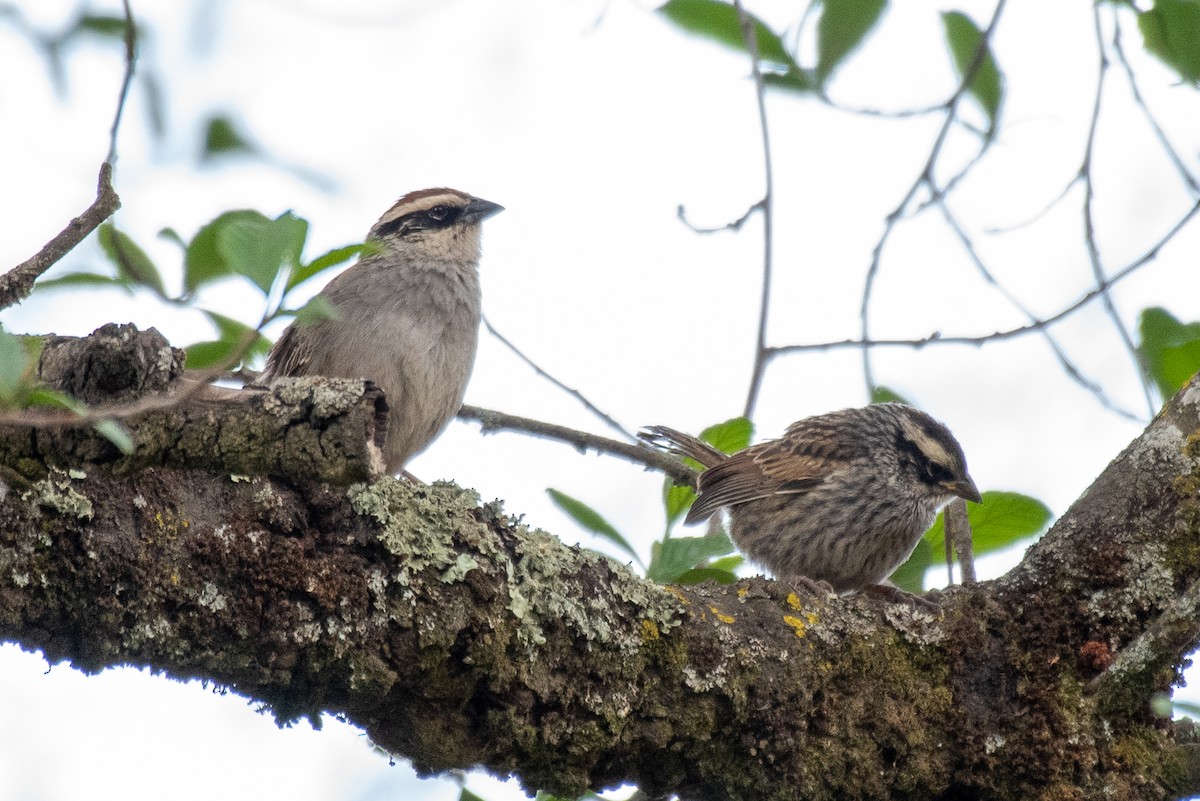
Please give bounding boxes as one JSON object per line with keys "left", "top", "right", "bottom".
{"left": 2, "top": 1, "right": 1199, "bottom": 800}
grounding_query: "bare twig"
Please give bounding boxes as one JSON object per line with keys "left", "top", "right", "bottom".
{"left": 1082, "top": 4, "right": 1155, "bottom": 418}
{"left": 482, "top": 316, "right": 634, "bottom": 442}
{"left": 458, "top": 404, "right": 697, "bottom": 486}
{"left": 0, "top": 0, "right": 137, "bottom": 312}
{"left": 676, "top": 201, "right": 762, "bottom": 235}
{"left": 934, "top": 199, "right": 1140, "bottom": 420}
{"left": 108, "top": 0, "right": 137, "bottom": 165}
{"left": 771, "top": 188, "right": 1200, "bottom": 358}
{"left": 732, "top": 0, "right": 776, "bottom": 420}
{"left": 858, "top": 0, "right": 1008, "bottom": 396}
{"left": 0, "top": 165, "right": 121, "bottom": 311}
{"left": 944, "top": 499, "right": 975, "bottom": 585}
{"left": 1110, "top": 12, "right": 1199, "bottom": 195}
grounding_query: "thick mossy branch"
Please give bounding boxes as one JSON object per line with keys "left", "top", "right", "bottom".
{"left": 1, "top": 326, "right": 1200, "bottom": 800}
{"left": 0, "top": 324, "right": 387, "bottom": 483}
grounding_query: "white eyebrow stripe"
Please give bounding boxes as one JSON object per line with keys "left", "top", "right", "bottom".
{"left": 900, "top": 416, "right": 956, "bottom": 467}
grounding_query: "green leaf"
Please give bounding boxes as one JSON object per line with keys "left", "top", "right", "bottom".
{"left": 33, "top": 273, "right": 133, "bottom": 293}
{"left": 941, "top": 10, "right": 1004, "bottom": 136}
{"left": 98, "top": 223, "right": 166, "bottom": 296}
{"left": 185, "top": 210, "right": 270, "bottom": 293}
{"left": 190, "top": 311, "right": 272, "bottom": 369}
{"left": 158, "top": 227, "right": 187, "bottom": 252}
{"left": 674, "top": 566, "right": 739, "bottom": 585}
{"left": 924, "top": 490, "right": 1051, "bottom": 555}
{"left": 202, "top": 115, "right": 257, "bottom": 159}
{"left": 1138, "top": 0, "right": 1200, "bottom": 83}
{"left": 457, "top": 790, "right": 488, "bottom": 801}
{"left": 76, "top": 14, "right": 128, "bottom": 40}
{"left": 93, "top": 419, "right": 135, "bottom": 454}
{"left": 287, "top": 243, "right": 370, "bottom": 293}
{"left": 25, "top": 387, "right": 85, "bottom": 413}
{"left": 892, "top": 491, "right": 1050, "bottom": 591}
{"left": 0, "top": 326, "right": 31, "bottom": 403}
{"left": 709, "top": 554, "right": 744, "bottom": 571}
{"left": 648, "top": 531, "right": 736, "bottom": 583}
{"left": 664, "top": 479, "right": 697, "bottom": 527}
{"left": 216, "top": 211, "right": 309, "bottom": 294}
{"left": 700, "top": 416, "right": 753, "bottom": 454}
{"left": 871, "top": 385, "right": 911, "bottom": 405}
{"left": 816, "top": 0, "right": 888, "bottom": 84}
{"left": 1138, "top": 307, "right": 1200, "bottom": 401}
{"left": 658, "top": 0, "right": 798, "bottom": 69}
{"left": 182, "top": 340, "right": 238, "bottom": 370}
{"left": 547, "top": 489, "right": 642, "bottom": 566}
{"left": 1173, "top": 698, "right": 1200, "bottom": 719}
{"left": 761, "top": 68, "right": 819, "bottom": 94}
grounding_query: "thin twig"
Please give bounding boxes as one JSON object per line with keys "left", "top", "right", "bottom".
{"left": 769, "top": 195, "right": 1200, "bottom": 356}
{"left": 0, "top": 0, "right": 137, "bottom": 311}
{"left": 0, "top": 165, "right": 121, "bottom": 311}
{"left": 107, "top": 0, "right": 137, "bottom": 165}
{"left": 481, "top": 316, "right": 634, "bottom": 442}
{"left": 458, "top": 404, "right": 698, "bottom": 486}
{"left": 676, "top": 201, "right": 761, "bottom": 234}
{"left": 1109, "top": 12, "right": 1199, "bottom": 195}
{"left": 858, "top": 0, "right": 1008, "bottom": 396}
{"left": 731, "top": 0, "right": 776, "bottom": 420}
{"left": 945, "top": 499, "right": 975, "bottom": 585}
{"left": 934, "top": 199, "right": 1140, "bottom": 420}
{"left": 1082, "top": 4, "right": 1155, "bottom": 417}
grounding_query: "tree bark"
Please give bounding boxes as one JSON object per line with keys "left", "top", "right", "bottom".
{"left": 1, "top": 325, "right": 1199, "bottom": 801}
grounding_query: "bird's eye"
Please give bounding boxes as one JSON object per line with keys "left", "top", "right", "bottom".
{"left": 924, "top": 460, "right": 954, "bottom": 483}
{"left": 428, "top": 205, "right": 451, "bottom": 222}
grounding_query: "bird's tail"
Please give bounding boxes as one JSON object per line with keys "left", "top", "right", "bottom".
{"left": 638, "top": 426, "right": 727, "bottom": 469}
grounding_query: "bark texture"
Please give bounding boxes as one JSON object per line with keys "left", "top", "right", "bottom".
{"left": 1, "top": 325, "right": 1199, "bottom": 801}
{"left": 0, "top": 323, "right": 387, "bottom": 483}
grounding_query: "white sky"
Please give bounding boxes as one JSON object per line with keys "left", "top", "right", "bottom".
{"left": 1, "top": 0, "right": 1199, "bottom": 799}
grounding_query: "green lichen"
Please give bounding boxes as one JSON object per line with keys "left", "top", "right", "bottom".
{"left": 351, "top": 477, "right": 684, "bottom": 657}
{"left": 350, "top": 479, "right": 487, "bottom": 581}
{"left": 504, "top": 523, "right": 682, "bottom": 654}
{"left": 25, "top": 473, "right": 93, "bottom": 520}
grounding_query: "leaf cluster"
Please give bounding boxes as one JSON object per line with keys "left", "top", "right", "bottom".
{"left": 34, "top": 213, "right": 369, "bottom": 370}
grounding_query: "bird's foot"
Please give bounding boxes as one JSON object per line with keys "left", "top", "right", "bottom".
{"left": 864, "top": 584, "right": 942, "bottom": 611}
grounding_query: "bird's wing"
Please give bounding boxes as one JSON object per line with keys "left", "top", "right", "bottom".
{"left": 686, "top": 418, "right": 865, "bottom": 522}
{"left": 259, "top": 324, "right": 313, "bottom": 382}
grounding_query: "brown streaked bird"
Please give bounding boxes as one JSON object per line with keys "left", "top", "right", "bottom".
{"left": 641, "top": 403, "right": 981, "bottom": 593}
{"left": 259, "top": 187, "right": 503, "bottom": 474}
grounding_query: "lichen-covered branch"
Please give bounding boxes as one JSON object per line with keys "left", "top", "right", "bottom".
{"left": 0, "top": 324, "right": 387, "bottom": 483}
{"left": 1, "top": 327, "right": 1200, "bottom": 800}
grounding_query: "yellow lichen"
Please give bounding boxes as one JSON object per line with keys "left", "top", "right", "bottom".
{"left": 783, "top": 614, "right": 808, "bottom": 637}
{"left": 709, "top": 606, "right": 735, "bottom": 624}
{"left": 641, "top": 619, "right": 661, "bottom": 641}
{"left": 786, "top": 592, "right": 803, "bottom": 611}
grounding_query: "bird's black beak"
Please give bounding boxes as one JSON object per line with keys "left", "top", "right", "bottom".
{"left": 463, "top": 197, "right": 504, "bottom": 223}
{"left": 941, "top": 476, "right": 982, "bottom": 504}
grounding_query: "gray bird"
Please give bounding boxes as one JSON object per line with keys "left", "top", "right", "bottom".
{"left": 260, "top": 187, "right": 503, "bottom": 473}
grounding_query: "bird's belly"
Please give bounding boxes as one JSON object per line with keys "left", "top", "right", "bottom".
{"left": 728, "top": 493, "right": 933, "bottom": 592}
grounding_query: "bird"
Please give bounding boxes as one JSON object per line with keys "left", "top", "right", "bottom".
{"left": 259, "top": 187, "right": 503, "bottom": 474}
{"left": 640, "top": 403, "right": 981, "bottom": 594}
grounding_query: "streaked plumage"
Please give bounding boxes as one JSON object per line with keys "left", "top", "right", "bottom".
{"left": 642, "top": 403, "right": 980, "bottom": 592}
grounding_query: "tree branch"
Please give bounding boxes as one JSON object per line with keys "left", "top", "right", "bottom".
{"left": 0, "top": 164, "right": 121, "bottom": 311}
{"left": 458, "top": 403, "right": 696, "bottom": 485}
{"left": 2, "top": 329, "right": 1200, "bottom": 799}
